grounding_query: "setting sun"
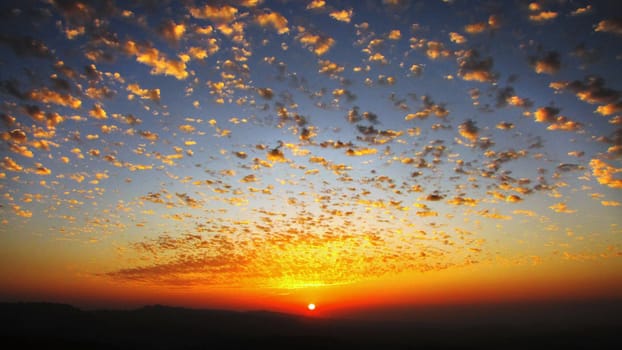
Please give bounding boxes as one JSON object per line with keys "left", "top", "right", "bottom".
{"left": 307, "top": 303, "right": 316, "bottom": 311}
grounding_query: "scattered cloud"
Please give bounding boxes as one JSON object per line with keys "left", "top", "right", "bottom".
{"left": 189, "top": 4, "right": 238, "bottom": 23}
{"left": 530, "top": 51, "right": 561, "bottom": 74}
{"left": 255, "top": 11, "right": 289, "bottom": 34}
{"left": 297, "top": 28, "right": 335, "bottom": 56}
{"left": 330, "top": 9, "right": 353, "bottom": 23}
{"left": 595, "top": 19, "right": 622, "bottom": 36}
{"left": 457, "top": 50, "right": 496, "bottom": 83}
{"left": 0, "top": 0, "right": 620, "bottom": 291}
{"left": 124, "top": 40, "right": 189, "bottom": 80}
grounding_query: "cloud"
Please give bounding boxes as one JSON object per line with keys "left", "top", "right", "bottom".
{"left": 318, "top": 59, "right": 344, "bottom": 76}
{"left": 425, "top": 41, "right": 450, "bottom": 60}
{"left": 464, "top": 15, "right": 500, "bottom": 34}
{"left": 123, "top": 40, "right": 189, "bottom": 80}
{"left": 449, "top": 32, "right": 467, "bottom": 44}
{"left": 2, "top": 129, "right": 27, "bottom": 145}
{"left": 570, "top": 5, "right": 592, "bottom": 16}
{"left": 27, "top": 88, "right": 82, "bottom": 109}
{"left": 267, "top": 147, "right": 287, "bottom": 162}
{"left": 345, "top": 147, "right": 377, "bottom": 156}
{"left": 158, "top": 20, "right": 186, "bottom": 44}
{"left": 297, "top": 28, "right": 335, "bottom": 56}
{"left": 447, "top": 196, "right": 478, "bottom": 206}
{"left": 127, "top": 83, "right": 160, "bottom": 102}
{"left": 550, "top": 76, "right": 620, "bottom": 105}
{"left": 595, "top": 19, "right": 622, "bottom": 36}
{"left": 546, "top": 116, "right": 582, "bottom": 132}
{"left": 178, "top": 124, "right": 196, "bottom": 133}
{"left": 31, "top": 164, "right": 52, "bottom": 176}
{"left": 330, "top": 9, "right": 353, "bottom": 23}
{"left": 464, "top": 22, "right": 487, "bottom": 34}
{"left": 549, "top": 202, "right": 576, "bottom": 214}
{"left": 306, "top": 0, "right": 325, "bottom": 10}
{"left": 533, "top": 106, "right": 559, "bottom": 123}
{"left": 89, "top": 104, "right": 107, "bottom": 119}
{"left": 0, "top": 35, "right": 53, "bottom": 59}
{"left": 596, "top": 102, "right": 622, "bottom": 116}
{"left": 457, "top": 50, "right": 496, "bottom": 83}
{"left": 176, "top": 193, "right": 202, "bottom": 208}
{"left": 529, "top": 10, "right": 558, "bottom": 22}
{"left": 458, "top": 119, "right": 479, "bottom": 142}
{"left": 255, "top": 11, "right": 289, "bottom": 34}
{"left": 496, "top": 122, "right": 515, "bottom": 130}
{"left": 590, "top": 158, "right": 622, "bottom": 189}
{"left": 530, "top": 51, "right": 561, "bottom": 74}
{"left": 495, "top": 86, "right": 533, "bottom": 109}
{"left": 139, "top": 130, "right": 159, "bottom": 141}
{"left": 1, "top": 156, "right": 23, "bottom": 172}
{"left": 189, "top": 4, "right": 238, "bottom": 23}
{"left": 388, "top": 30, "right": 401, "bottom": 40}
{"left": 256, "top": 87, "right": 274, "bottom": 99}
{"left": 409, "top": 64, "right": 423, "bottom": 76}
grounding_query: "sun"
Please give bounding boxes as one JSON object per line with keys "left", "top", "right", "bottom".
{"left": 307, "top": 303, "right": 316, "bottom": 311}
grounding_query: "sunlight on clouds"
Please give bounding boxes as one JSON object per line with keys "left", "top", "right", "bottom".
{"left": 0, "top": 0, "right": 620, "bottom": 300}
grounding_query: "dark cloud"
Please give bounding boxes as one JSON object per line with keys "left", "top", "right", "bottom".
{"left": 457, "top": 49, "right": 497, "bottom": 83}
{"left": 530, "top": 51, "right": 561, "bottom": 74}
{"left": 595, "top": 18, "right": 622, "bottom": 36}
{"left": 0, "top": 35, "right": 53, "bottom": 59}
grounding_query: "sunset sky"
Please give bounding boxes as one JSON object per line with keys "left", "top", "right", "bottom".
{"left": 1, "top": 0, "right": 621, "bottom": 317}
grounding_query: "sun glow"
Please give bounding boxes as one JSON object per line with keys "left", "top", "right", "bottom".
{"left": 307, "top": 303, "right": 316, "bottom": 311}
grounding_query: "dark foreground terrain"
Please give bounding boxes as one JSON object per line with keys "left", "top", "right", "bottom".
{"left": 1, "top": 300, "right": 620, "bottom": 349}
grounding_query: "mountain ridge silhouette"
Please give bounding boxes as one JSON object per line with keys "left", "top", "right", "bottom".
{"left": 1, "top": 301, "right": 620, "bottom": 349}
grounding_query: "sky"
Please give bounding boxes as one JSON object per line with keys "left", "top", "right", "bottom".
{"left": 1, "top": 0, "right": 621, "bottom": 317}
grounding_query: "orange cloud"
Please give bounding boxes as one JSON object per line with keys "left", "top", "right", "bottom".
{"left": 590, "top": 158, "right": 622, "bottom": 189}
{"left": 255, "top": 12, "right": 289, "bottom": 34}
{"left": 89, "top": 104, "right": 107, "bottom": 120}
{"left": 388, "top": 30, "right": 401, "bottom": 40}
{"left": 596, "top": 103, "right": 622, "bottom": 116}
{"left": 189, "top": 4, "right": 238, "bottom": 23}
{"left": 158, "top": 20, "right": 186, "bottom": 43}
{"left": 449, "top": 32, "right": 467, "bottom": 44}
{"left": 595, "top": 19, "right": 622, "bottom": 36}
{"left": 426, "top": 41, "right": 450, "bottom": 60}
{"left": 298, "top": 29, "right": 335, "bottom": 56}
{"left": 330, "top": 9, "right": 353, "bottom": 23}
{"left": 549, "top": 202, "right": 576, "bottom": 214}
{"left": 27, "top": 88, "right": 82, "bottom": 109}
{"left": 534, "top": 106, "right": 559, "bottom": 123}
{"left": 124, "top": 40, "right": 189, "bottom": 80}
{"left": 464, "top": 22, "right": 487, "bottom": 34}
{"left": 127, "top": 83, "right": 160, "bottom": 102}
{"left": 458, "top": 119, "right": 479, "bottom": 142}
{"left": 457, "top": 50, "right": 496, "bottom": 82}
{"left": 529, "top": 11, "right": 558, "bottom": 22}
{"left": 531, "top": 51, "right": 561, "bottom": 74}
{"left": 1, "top": 156, "right": 23, "bottom": 172}
{"left": 306, "top": 0, "right": 325, "bottom": 10}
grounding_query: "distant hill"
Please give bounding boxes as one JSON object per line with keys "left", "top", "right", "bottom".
{"left": 1, "top": 301, "right": 621, "bottom": 349}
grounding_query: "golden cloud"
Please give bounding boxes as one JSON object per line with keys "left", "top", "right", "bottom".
{"left": 124, "top": 40, "right": 189, "bottom": 80}
{"left": 255, "top": 12, "right": 289, "bottom": 34}
{"left": 189, "top": 4, "right": 238, "bottom": 23}
{"left": 329, "top": 9, "right": 353, "bottom": 23}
